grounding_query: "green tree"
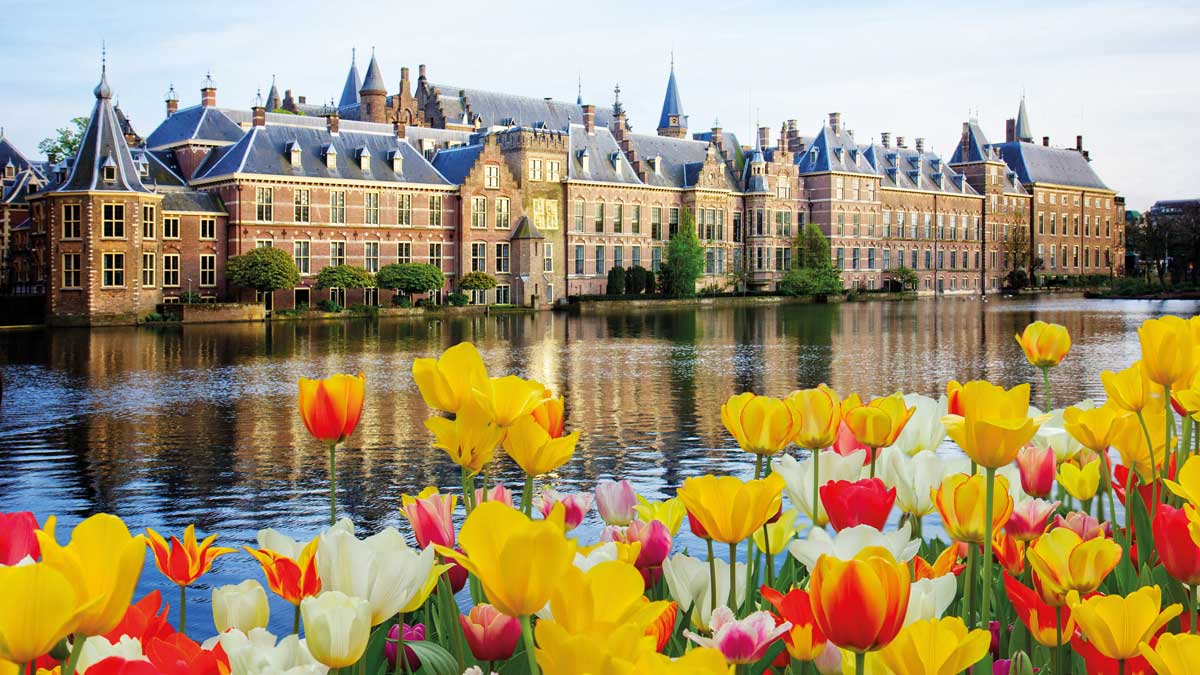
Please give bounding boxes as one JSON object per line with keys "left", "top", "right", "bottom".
{"left": 664, "top": 207, "right": 705, "bottom": 296}
{"left": 889, "top": 265, "right": 919, "bottom": 291}
{"left": 375, "top": 263, "right": 445, "bottom": 299}
{"left": 607, "top": 266, "right": 626, "bottom": 295}
{"left": 793, "top": 223, "right": 833, "bottom": 269}
{"left": 38, "top": 116, "right": 89, "bottom": 160}
{"left": 458, "top": 271, "right": 497, "bottom": 291}
{"left": 624, "top": 266, "right": 648, "bottom": 295}
{"left": 225, "top": 247, "right": 301, "bottom": 295}
{"left": 315, "top": 264, "right": 373, "bottom": 289}
{"left": 778, "top": 267, "right": 843, "bottom": 296}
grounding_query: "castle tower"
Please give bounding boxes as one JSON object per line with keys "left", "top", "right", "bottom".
{"left": 1015, "top": 96, "right": 1033, "bottom": 143}
{"left": 339, "top": 49, "right": 361, "bottom": 109}
{"left": 656, "top": 57, "right": 687, "bottom": 138}
{"left": 359, "top": 50, "right": 387, "bottom": 123}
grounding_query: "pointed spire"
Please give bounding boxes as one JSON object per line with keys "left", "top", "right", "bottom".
{"left": 1016, "top": 95, "right": 1033, "bottom": 143}
{"left": 576, "top": 74, "right": 582, "bottom": 105}
{"left": 360, "top": 48, "right": 386, "bottom": 94}
{"left": 95, "top": 42, "right": 112, "bottom": 99}
{"left": 657, "top": 56, "right": 686, "bottom": 135}
{"left": 339, "top": 49, "right": 362, "bottom": 107}
{"left": 266, "top": 74, "right": 280, "bottom": 110}
{"left": 613, "top": 82, "right": 623, "bottom": 115}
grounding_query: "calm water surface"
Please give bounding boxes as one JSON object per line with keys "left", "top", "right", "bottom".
{"left": 1, "top": 295, "right": 1196, "bottom": 637}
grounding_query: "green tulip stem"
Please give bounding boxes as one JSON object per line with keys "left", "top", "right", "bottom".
{"left": 1119, "top": 658, "right": 1126, "bottom": 675}
{"left": 1041, "top": 366, "right": 1052, "bottom": 412}
{"left": 480, "top": 473, "right": 489, "bottom": 503}
{"left": 293, "top": 603, "right": 301, "bottom": 635}
{"left": 436, "top": 560, "right": 466, "bottom": 671}
{"left": 522, "top": 475, "right": 534, "bottom": 517}
{"left": 811, "top": 447, "right": 821, "bottom": 525}
{"left": 461, "top": 467, "right": 477, "bottom": 514}
{"left": 981, "top": 467, "right": 996, "bottom": 636}
{"left": 1125, "top": 459, "right": 1136, "bottom": 548}
{"left": 855, "top": 652, "right": 866, "bottom": 675}
{"left": 179, "top": 585, "right": 187, "bottom": 635}
{"left": 754, "top": 454, "right": 763, "bottom": 481}
{"left": 394, "top": 612, "right": 406, "bottom": 675}
{"left": 728, "top": 542, "right": 739, "bottom": 614}
{"left": 707, "top": 539, "right": 718, "bottom": 612}
{"left": 1103, "top": 455, "right": 1118, "bottom": 537}
{"left": 1166, "top": 384, "right": 1176, "bottom": 475}
{"left": 964, "top": 540, "right": 976, "bottom": 628}
{"left": 1190, "top": 584, "right": 1197, "bottom": 635}
{"left": 762, "top": 522, "right": 774, "bottom": 588}
{"left": 60, "top": 634, "right": 86, "bottom": 675}
{"left": 328, "top": 441, "right": 338, "bottom": 527}
{"left": 1135, "top": 411, "right": 1160, "bottom": 512}
{"left": 1055, "top": 606, "right": 1064, "bottom": 675}
{"left": 520, "top": 614, "right": 540, "bottom": 675}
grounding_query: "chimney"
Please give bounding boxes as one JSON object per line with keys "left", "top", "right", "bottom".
{"left": 915, "top": 138, "right": 925, "bottom": 154}
{"left": 165, "top": 84, "right": 179, "bottom": 117}
{"left": 828, "top": 112, "right": 842, "bottom": 134}
{"left": 582, "top": 104, "right": 596, "bottom": 133}
{"left": 298, "top": 95, "right": 307, "bottom": 104}
{"left": 1076, "top": 134, "right": 1083, "bottom": 151}
{"left": 418, "top": 64, "right": 427, "bottom": 84}
{"left": 327, "top": 112, "right": 340, "bottom": 135}
{"left": 200, "top": 72, "right": 217, "bottom": 108}
{"left": 959, "top": 122, "right": 970, "bottom": 158}
{"left": 778, "top": 123, "right": 787, "bottom": 150}
{"left": 393, "top": 119, "right": 405, "bottom": 139}
{"left": 252, "top": 103, "right": 266, "bottom": 127}
{"left": 896, "top": 136, "right": 906, "bottom": 149}
{"left": 1042, "top": 136, "right": 1050, "bottom": 147}
{"left": 881, "top": 132, "right": 891, "bottom": 149}
{"left": 757, "top": 125, "right": 770, "bottom": 150}
{"left": 1005, "top": 118, "right": 1016, "bottom": 143}
{"left": 400, "top": 67, "right": 410, "bottom": 89}
{"left": 711, "top": 123, "right": 723, "bottom": 149}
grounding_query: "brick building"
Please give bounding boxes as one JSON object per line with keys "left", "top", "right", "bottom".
{"left": 7, "top": 53, "right": 1126, "bottom": 324}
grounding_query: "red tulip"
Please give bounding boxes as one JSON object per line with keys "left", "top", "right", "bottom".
{"left": 1113, "top": 461, "right": 1173, "bottom": 509}
{"left": 819, "top": 478, "right": 895, "bottom": 531}
{"left": 1003, "top": 572, "right": 1074, "bottom": 647}
{"left": 144, "top": 633, "right": 229, "bottom": 675}
{"left": 459, "top": 604, "right": 522, "bottom": 661}
{"left": 761, "top": 586, "right": 826, "bottom": 662}
{"left": 103, "top": 591, "right": 174, "bottom": 645}
{"left": 85, "top": 658, "right": 166, "bottom": 675}
{"left": 1016, "top": 445, "right": 1056, "bottom": 498}
{"left": 1153, "top": 503, "right": 1200, "bottom": 585}
{"left": 646, "top": 601, "right": 678, "bottom": 652}
{"left": 0, "top": 511, "right": 40, "bottom": 565}
{"left": 297, "top": 372, "right": 365, "bottom": 444}
{"left": 1071, "top": 631, "right": 1156, "bottom": 675}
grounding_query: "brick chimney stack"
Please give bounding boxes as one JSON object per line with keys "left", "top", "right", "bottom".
{"left": 327, "top": 112, "right": 340, "bottom": 135}
{"left": 165, "top": 84, "right": 179, "bottom": 117}
{"left": 200, "top": 72, "right": 217, "bottom": 108}
{"left": 1076, "top": 134, "right": 1083, "bottom": 151}
{"left": 1043, "top": 136, "right": 1050, "bottom": 146}
{"left": 582, "top": 104, "right": 596, "bottom": 133}
{"left": 881, "top": 132, "right": 891, "bottom": 148}
{"left": 828, "top": 112, "right": 842, "bottom": 134}
{"left": 252, "top": 101, "right": 266, "bottom": 127}
{"left": 757, "top": 125, "right": 770, "bottom": 150}
{"left": 896, "top": 136, "right": 906, "bottom": 149}
{"left": 394, "top": 119, "right": 405, "bottom": 139}
{"left": 711, "top": 123, "right": 723, "bottom": 149}
{"left": 915, "top": 138, "right": 925, "bottom": 154}
{"left": 1005, "top": 118, "right": 1016, "bottom": 143}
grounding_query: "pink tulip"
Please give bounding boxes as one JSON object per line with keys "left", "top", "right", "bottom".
{"left": 1051, "top": 511, "right": 1109, "bottom": 541}
{"left": 1016, "top": 444, "right": 1056, "bottom": 498}
{"left": 831, "top": 421, "right": 872, "bottom": 465}
{"left": 684, "top": 606, "right": 791, "bottom": 664}
{"left": 0, "top": 511, "right": 40, "bottom": 565}
{"left": 385, "top": 623, "right": 424, "bottom": 671}
{"left": 1005, "top": 499, "right": 1060, "bottom": 542}
{"left": 475, "top": 483, "right": 515, "bottom": 509}
{"left": 537, "top": 489, "right": 593, "bottom": 530}
{"left": 602, "top": 519, "right": 672, "bottom": 585}
{"left": 595, "top": 479, "right": 638, "bottom": 526}
{"left": 400, "top": 488, "right": 456, "bottom": 549}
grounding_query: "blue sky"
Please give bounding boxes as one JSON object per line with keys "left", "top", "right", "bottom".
{"left": 1, "top": 0, "right": 1196, "bottom": 210}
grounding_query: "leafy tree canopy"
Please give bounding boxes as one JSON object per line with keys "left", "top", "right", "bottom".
{"left": 375, "top": 263, "right": 445, "bottom": 295}
{"left": 664, "top": 207, "right": 705, "bottom": 296}
{"left": 225, "top": 247, "right": 301, "bottom": 293}
{"left": 458, "top": 271, "right": 497, "bottom": 291}
{"left": 315, "top": 264, "right": 373, "bottom": 290}
{"left": 38, "top": 116, "right": 89, "bottom": 160}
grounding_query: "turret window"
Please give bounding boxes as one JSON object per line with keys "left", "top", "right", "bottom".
{"left": 62, "top": 204, "right": 81, "bottom": 239}
{"left": 102, "top": 204, "right": 125, "bottom": 238}
{"left": 103, "top": 165, "right": 116, "bottom": 182}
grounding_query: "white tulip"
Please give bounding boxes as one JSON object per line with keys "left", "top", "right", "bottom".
{"left": 218, "top": 627, "right": 328, "bottom": 675}
{"left": 661, "top": 553, "right": 747, "bottom": 629}
{"left": 316, "top": 526, "right": 435, "bottom": 626}
{"left": 772, "top": 449, "right": 866, "bottom": 526}
{"left": 1031, "top": 401, "right": 1094, "bottom": 462}
{"left": 573, "top": 542, "right": 619, "bottom": 572}
{"left": 903, "top": 574, "right": 958, "bottom": 626}
{"left": 886, "top": 394, "right": 948, "bottom": 456}
{"left": 78, "top": 635, "right": 145, "bottom": 673}
{"left": 213, "top": 579, "right": 270, "bottom": 634}
{"left": 788, "top": 522, "right": 920, "bottom": 571}
{"left": 878, "top": 448, "right": 968, "bottom": 517}
{"left": 301, "top": 591, "right": 371, "bottom": 669}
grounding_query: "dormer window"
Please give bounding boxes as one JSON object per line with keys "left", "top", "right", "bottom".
{"left": 288, "top": 141, "right": 302, "bottom": 166}
{"left": 833, "top": 148, "right": 842, "bottom": 161}
{"left": 578, "top": 149, "right": 590, "bottom": 173}
{"left": 138, "top": 161, "right": 149, "bottom": 177}
{"left": 389, "top": 149, "right": 403, "bottom": 174}
{"left": 323, "top": 144, "right": 337, "bottom": 170}
{"left": 358, "top": 147, "right": 371, "bottom": 171}
{"left": 653, "top": 155, "right": 662, "bottom": 175}
{"left": 103, "top": 166, "right": 116, "bottom": 181}
{"left": 3, "top": 164, "right": 13, "bottom": 179}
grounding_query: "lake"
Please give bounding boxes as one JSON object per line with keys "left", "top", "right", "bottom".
{"left": 0, "top": 294, "right": 1195, "bottom": 638}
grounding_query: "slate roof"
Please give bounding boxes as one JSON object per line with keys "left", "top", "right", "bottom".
{"left": 430, "top": 144, "right": 483, "bottom": 184}
{"left": 130, "top": 148, "right": 187, "bottom": 188}
{"left": 511, "top": 215, "right": 543, "bottom": 239}
{"left": 56, "top": 68, "right": 152, "bottom": 193}
{"left": 658, "top": 66, "right": 685, "bottom": 129}
{"left": 1016, "top": 98, "right": 1033, "bottom": 143}
{"left": 339, "top": 53, "right": 361, "bottom": 108}
{"left": 795, "top": 126, "right": 875, "bottom": 176}
{"left": 193, "top": 118, "right": 449, "bottom": 186}
{"left": 625, "top": 133, "right": 738, "bottom": 190}
{"left": 429, "top": 83, "right": 615, "bottom": 131}
{"left": 862, "top": 143, "right": 979, "bottom": 196}
{"left": 162, "top": 190, "right": 224, "bottom": 213}
{"left": 145, "top": 105, "right": 245, "bottom": 149}
{"left": 2, "top": 169, "right": 43, "bottom": 205}
{"left": 692, "top": 130, "right": 746, "bottom": 171}
{"left": 741, "top": 150, "right": 770, "bottom": 193}
{"left": 948, "top": 120, "right": 992, "bottom": 165}
{"left": 990, "top": 141, "right": 1108, "bottom": 190}
{"left": 568, "top": 124, "right": 641, "bottom": 185}
{"left": 0, "top": 134, "right": 36, "bottom": 175}
{"left": 360, "top": 53, "right": 386, "bottom": 93}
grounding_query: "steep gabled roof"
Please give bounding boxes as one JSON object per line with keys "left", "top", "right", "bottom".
{"left": 430, "top": 144, "right": 484, "bottom": 184}
{"left": 948, "top": 120, "right": 993, "bottom": 165}
{"left": 429, "top": 83, "right": 615, "bottom": 131}
{"left": 991, "top": 141, "right": 1108, "bottom": 190}
{"left": 145, "top": 105, "right": 245, "bottom": 149}
{"left": 568, "top": 124, "right": 642, "bottom": 185}
{"left": 0, "top": 133, "right": 36, "bottom": 175}
{"left": 339, "top": 51, "right": 362, "bottom": 108}
{"left": 56, "top": 68, "right": 151, "bottom": 193}
{"left": 795, "top": 125, "right": 875, "bottom": 176}
{"left": 2, "top": 168, "right": 44, "bottom": 205}
{"left": 658, "top": 65, "right": 685, "bottom": 129}
{"left": 863, "top": 143, "right": 979, "bottom": 196}
{"left": 625, "top": 133, "right": 738, "bottom": 190}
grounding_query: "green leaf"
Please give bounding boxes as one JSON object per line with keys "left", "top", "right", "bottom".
{"left": 406, "top": 640, "right": 459, "bottom": 675}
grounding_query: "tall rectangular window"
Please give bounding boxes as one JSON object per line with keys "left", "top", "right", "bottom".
{"left": 594, "top": 203, "right": 605, "bottom": 233}
{"left": 62, "top": 253, "right": 81, "bottom": 288}
{"left": 365, "top": 192, "right": 380, "bottom": 225}
{"left": 652, "top": 247, "right": 662, "bottom": 272}
{"left": 143, "top": 204, "right": 156, "bottom": 239}
{"left": 62, "top": 204, "right": 81, "bottom": 239}
{"left": 614, "top": 246, "right": 624, "bottom": 269}
{"left": 495, "top": 243, "right": 510, "bottom": 273}
{"left": 102, "top": 252, "right": 125, "bottom": 287}
{"left": 651, "top": 207, "right": 662, "bottom": 240}
{"left": 429, "top": 242, "right": 443, "bottom": 269}
{"left": 631, "top": 205, "right": 641, "bottom": 235}
{"left": 330, "top": 241, "right": 346, "bottom": 267}
{"left": 484, "top": 165, "right": 500, "bottom": 188}
{"left": 669, "top": 208, "right": 679, "bottom": 238}
{"left": 398, "top": 194, "right": 412, "bottom": 226}
{"left": 397, "top": 242, "right": 412, "bottom": 264}
{"left": 496, "top": 198, "right": 510, "bottom": 230}
{"left": 544, "top": 243, "right": 554, "bottom": 272}
{"left": 102, "top": 203, "right": 125, "bottom": 238}
{"left": 163, "top": 217, "right": 179, "bottom": 239}
{"left": 200, "top": 254, "right": 216, "bottom": 287}
{"left": 163, "top": 254, "right": 180, "bottom": 287}
{"left": 471, "top": 196, "right": 487, "bottom": 228}
{"left": 200, "top": 217, "right": 215, "bottom": 240}
{"left": 546, "top": 160, "right": 561, "bottom": 182}
{"left": 574, "top": 245, "right": 584, "bottom": 275}
{"left": 255, "top": 187, "right": 273, "bottom": 221}
{"left": 294, "top": 189, "right": 311, "bottom": 222}
{"left": 595, "top": 245, "right": 605, "bottom": 275}
{"left": 142, "top": 252, "right": 156, "bottom": 286}
{"left": 529, "top": 159, "right": 543, "bottom": 181}
{"left": 471, "top": 243, "right": 487, "bottom": 272}
{"left": 329, "top": 191, "right": 346, "bottom": 224}
{"left": 294, "top": 240, "right": 311, "bottom": 274}
{"left": 429, "top": 195, "right": 443, "bottom": 226}
{"left": 613, "top": 203, "right": 623, "bottom": 234}
{"left": 364, "top": 241, "right": 379, "bottom": 272}
{"left": 573, "top": 199, "right": 585, "bottom": 232}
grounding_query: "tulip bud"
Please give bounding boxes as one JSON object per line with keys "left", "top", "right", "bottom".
{"left": 595, "top": 480, "right": 638, "bottom": 526}
{"left": 213, "top": 580, "right": 270, "bottom": 634}
{"left": 537, "top": 489, "right": 593, "bottom": 530}
{"left": 385, "top": 623, "right": 424, "bottom": 672}
{"left": 49, "top": 638, "right": 71, "bottom": 661}
{"left": 459, "top": 604, "right": 521, "bottom": 662}
{"left": 301, "top": 591, "right": 371, "bottom": 668}
{"left": 1016, "top": 444, "right": 1056, "bottom": 498}
{"left": 1009, "top": 651, "right": 1035, "bottom": 675}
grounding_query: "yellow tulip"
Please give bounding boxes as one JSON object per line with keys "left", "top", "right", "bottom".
{"left": 1069, "top": 585, "right": 1181, "bottom": 661}
{"left": 534, "top": 619, "right": 658, "bottom": 675}
{"left": 1110, "top": 407, "right": 1172, "bottom": 483}
{"left": 677, "top": 473, "right": 785, "bottom": 544}
{"left": 441, "top": 501, "right": 576, "bottom": 617}
{"left": 633, "top": 496, "right": 686, "bottom": 536}
{"left": 1058, "top": 458, "right": 1101, "bottom": 501}
{"left": 400, "top": 561, "right": 453, "bottom": 613}
{"left": 412, "top": 341, "right": 489, "bottom": 414}
{"left": 1102, "top": 361, "right": 1160, "bottom": 414}
{"left": 1166, "top": 455, "right": 1200, "bottom": 506}
{"left": 636, "top": 648, "right": 731, "bottom": 674}
{"left": 941, "top": 381, "right": 1041, "bottom": 468}
{"left": 1063, "top": 403, "right": 1125, "bottom": 452}
{"left": 844, "top": 393, "right": 914, "bottom": 449}
{"left": 502, "top": 414, "right": 579, "bottom": 477}
{"left": 1139, "top": 316, "right": 1198, "bottom": 387}
{"left": 424, "top": 412, "right": 504, "bottom": 475}
{"left": 721, "top": 392, "right": 798, "bottom": 456}
{"left": 1026, "top": 527, "right": 1122, "bottom": 606}
{"left": 932, "top": 473, "right": 1013, "bottom": 545}
{"left": 1175, "top": 388, "right": 1200, "bottom": 418}
{"left": 0, "top": 563, "right": 88, "bottom": 663}
{"left": 786, "top": 385, "right": 842, "bottom": 450}
{"left": 877, "top": 617, "right": 991, "bottom": 675}
{"left": 547, "top": 561, "right": 667, "bottom": 635}
{"left": 752, "top": 509, "right": 800, "bottom": 556}
{"left": 473, "top": 375, "right": 547, "bottom": 427}
{"left": 1138, "top": 632, "right": 1200, "bottom": 675}
{"left": 35, "top": 514, "right": 146, "bottom": 636}
{"left": 1016, "top": 321, "right": 1072, "bottom": 368}
{"left": 301, "top": 590, "right": 372, "bottom": 668}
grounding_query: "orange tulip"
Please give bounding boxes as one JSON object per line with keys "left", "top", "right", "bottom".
{"left": 243, "top": 539, "right": 321, "bottom": 606}
{"left": 645, "top": 600, "right": 678, "bottom": 652}
{"left": 298, "top": 372, "right": 365, "bottom": 444}
{"left": 146, "top": 525, "right": 235, "bottom": 587}
{"left": 809, "top": 546, "right": 910, "bottom": 654}
{"left": 993, "top": 530, "right": 1026, "bottom": 577}
{"left": 912, "top": 546, "right": 964, "bottom": 581}
{"left": 933, "top": 472, "right": 1014, "bottom": 545}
